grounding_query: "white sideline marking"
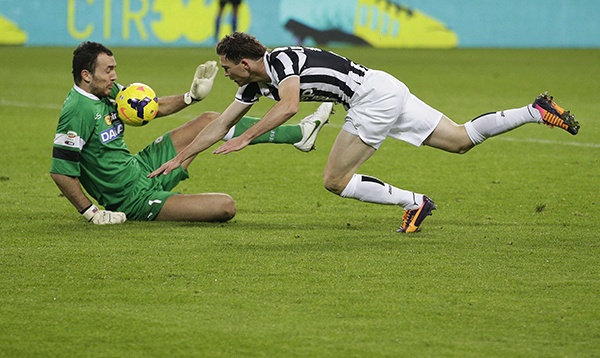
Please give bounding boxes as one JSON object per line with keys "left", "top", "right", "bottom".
{"left": 0, "top": 99, "right": 62, "bottom": 110}
{"left": 498, "top": 137, "right": 600, "bottom": 148}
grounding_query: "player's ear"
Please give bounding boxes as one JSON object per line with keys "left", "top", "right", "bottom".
{"left": 81, "top": 69, "right": 92, "bottom": 83}
{"left": 240, "top": 59, "right": 251, "bottom": 71}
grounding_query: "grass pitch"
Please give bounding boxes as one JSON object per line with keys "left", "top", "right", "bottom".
{"left": 0, "top": 46, "right": 598, "bottom": 357}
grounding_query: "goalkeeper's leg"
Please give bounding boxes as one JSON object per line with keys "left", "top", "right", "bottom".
{"left": 170, "top": 111, "right": 301, "bottom": 149}
{"left": 155, "top": 193, "right": 236, "bottom": 222}
{"left": 223, "top": 116, "right": 303, "bottom": 145}
{"left": 170, "top": 105, "right": 331, "bottom": 152}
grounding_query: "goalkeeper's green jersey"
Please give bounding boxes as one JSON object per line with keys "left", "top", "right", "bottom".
{"left": 50, "top": 84, "right": 141, "bottom": 210}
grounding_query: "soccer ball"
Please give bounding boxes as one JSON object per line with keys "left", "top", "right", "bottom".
{"left": 115, "top": 83, "right": 159, "bottom": 126}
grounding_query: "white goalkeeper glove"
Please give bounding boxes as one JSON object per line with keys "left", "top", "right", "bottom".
{"left": 184, "top": 60, "right": 218, "bottom": 104}
{"left": 81, "top": 204, "right": 127, "bottom": 225}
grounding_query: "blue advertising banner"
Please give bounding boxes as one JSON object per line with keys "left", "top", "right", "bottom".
{"left": 0, "top": 0, "right": 599, "bottom": 48}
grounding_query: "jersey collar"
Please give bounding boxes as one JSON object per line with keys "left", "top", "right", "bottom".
{"left": 73, "top": 84, "right": 101, "bottom": 101}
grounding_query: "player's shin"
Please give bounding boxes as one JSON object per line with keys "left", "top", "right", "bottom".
{"left": 340, "top": 174, "right": 423, "bottom": 210}
{"left": 464, "top": 105, "right": 540, "bottom": 145}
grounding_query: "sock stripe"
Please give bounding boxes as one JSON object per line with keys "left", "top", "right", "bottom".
{"left": 361, "top": 175, "right": 385, "bottom": 186}
{"left": 470, "top": 111, "right": 496, "bottom": 122}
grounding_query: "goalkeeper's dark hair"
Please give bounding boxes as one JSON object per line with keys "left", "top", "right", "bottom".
{"left": 72, "top": 41, "right": 113, "bottom": 84}
{"left": 216, "top": 32, "right": 267, "bottom": 64}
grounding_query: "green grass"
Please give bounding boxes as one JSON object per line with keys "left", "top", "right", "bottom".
{"left": 1, "top": 46, "right": 599, "bottom": 357}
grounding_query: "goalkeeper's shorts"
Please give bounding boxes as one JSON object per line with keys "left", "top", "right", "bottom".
{"left": 113, "top": 133, "right": 189, "bottom": 221}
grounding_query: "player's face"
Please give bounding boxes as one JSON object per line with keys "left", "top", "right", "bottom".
{"left": 87, "top": 53, "right": 117, "bottom": 98}
{"left": 219, "top": 54, "right": 250, "bottom": 86}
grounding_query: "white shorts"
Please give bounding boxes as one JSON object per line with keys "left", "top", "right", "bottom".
{"left": 343, "top": 70, "right": 443, "bottom": 149}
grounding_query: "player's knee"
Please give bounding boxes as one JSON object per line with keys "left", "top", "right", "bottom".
{"left": 323, "top": 173, "right": 346, "bottom": 195}
{"left": 454, "top": 127, "right": 476, "bottom": 154}
{"left": 454, "top": 142, "right": 474, "bottom": 154}
{"left": 435, "top": 136, "right": 475, "bottom": 154}
{"left": 216, "top": 195, "right": 237, "bottom": 221}
{"left": 426, "top": 120, "right": 475, "bottom": 154}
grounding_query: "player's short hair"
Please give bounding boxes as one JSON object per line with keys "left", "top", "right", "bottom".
{"left": 216, "top": 32, "right": 267, "bottom": 64}
{"left": 72, "top": 41, "right": 113, "bottom": 85}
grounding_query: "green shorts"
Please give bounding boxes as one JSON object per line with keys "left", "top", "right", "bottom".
{"left": 113, "top": 133, "right": 189, "bottom": 221}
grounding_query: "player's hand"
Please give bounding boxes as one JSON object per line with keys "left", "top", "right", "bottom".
{"left": 81, "top": 204, "right": 127, "bottom": 225}
{"left": 213, "top": 136, "right": 251, "bottom": 154}
{"left": 148, "top": 157, "right": 183, "bottom": 178}
{"left": 188, "top": 60, "right": 218, "bottom": 102}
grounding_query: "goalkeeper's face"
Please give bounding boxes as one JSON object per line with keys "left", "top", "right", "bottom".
{"left": 86, "top": 53, "right": 117, "bottom": 98}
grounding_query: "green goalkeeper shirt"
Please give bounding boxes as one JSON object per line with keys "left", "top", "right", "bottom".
{"left": 50, "top": 84, "right": 142, "bottom": 209}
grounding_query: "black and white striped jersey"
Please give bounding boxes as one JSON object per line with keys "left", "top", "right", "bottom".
{"left": 234, "top": 46, "right": 370, "bottom": 108}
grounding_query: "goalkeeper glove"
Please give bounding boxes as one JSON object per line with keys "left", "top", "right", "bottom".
{"left": 81, "top": 204, "right": 127, "bottom": 225}
{"left": 184, "top": 60, "right": 218, "bottom": 104}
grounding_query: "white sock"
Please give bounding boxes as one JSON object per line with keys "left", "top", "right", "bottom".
{"left": 464, "top": 105, "right": 541, "bottom": 145}
{"left": 340, "top": 174, "right": 422, "bottom": 210}
{"left": 222, "top": 126, "right": 235, "bottom": 141}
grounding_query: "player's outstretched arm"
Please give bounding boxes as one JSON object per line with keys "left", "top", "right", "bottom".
{"left": 148, "top": 101, "right": 251, "bottom": 178}
{"left": 50, "top": 173, "right": 126, "bottom": 225}
{"left": 213, "top": 77, "right": 300, "bottom": 155}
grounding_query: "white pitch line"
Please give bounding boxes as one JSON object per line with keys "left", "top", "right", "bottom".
{"left": 0, "top": 99, "right": 62, "bottom": 110}
{"left": 497, "top": 136, "right": 600, "bottom": 148}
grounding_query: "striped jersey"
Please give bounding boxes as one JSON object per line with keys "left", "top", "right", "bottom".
{"left": 235, "top": 46, "right": 370, "bottom": 108}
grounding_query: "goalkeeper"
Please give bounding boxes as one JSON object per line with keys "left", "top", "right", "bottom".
{"left": 50, "top": 41, "right": 332, "bottom": 225}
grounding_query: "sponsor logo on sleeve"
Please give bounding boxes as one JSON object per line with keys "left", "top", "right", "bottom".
{"left": 63, "top": 131, "right": 78, "bottom": 146}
